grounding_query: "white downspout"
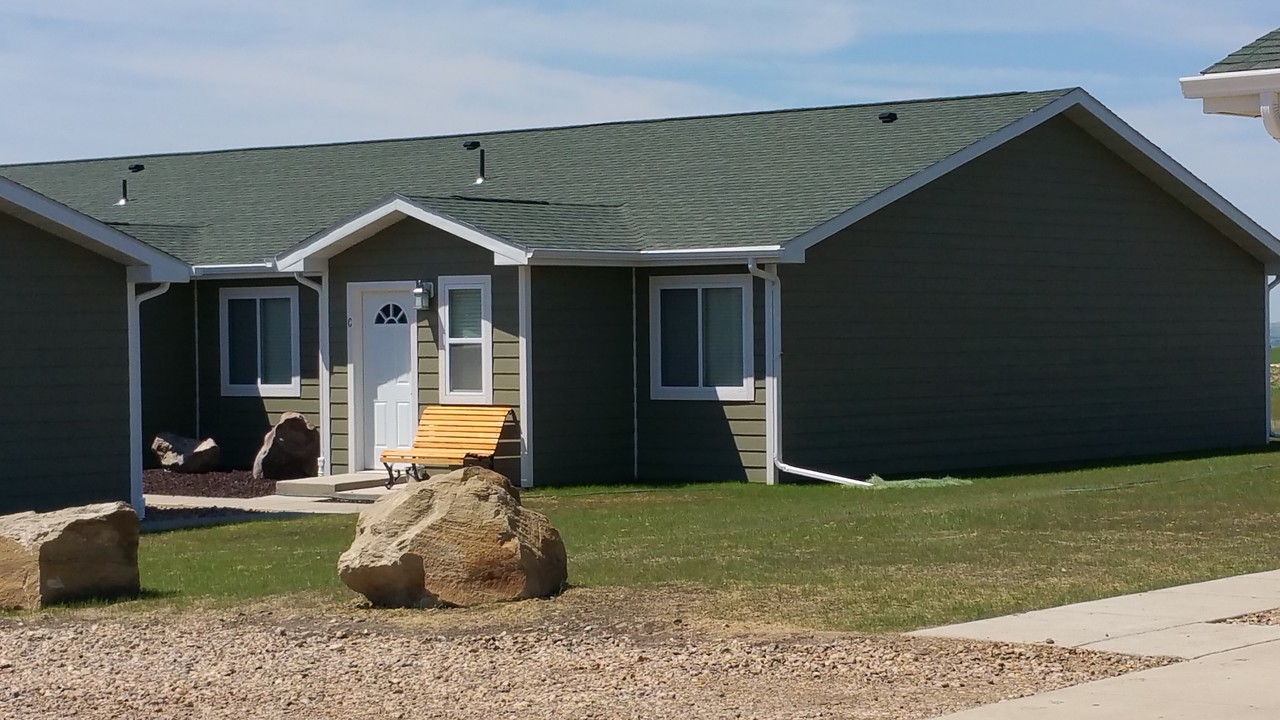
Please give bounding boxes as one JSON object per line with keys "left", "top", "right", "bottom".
{"left": 518, "top": 266, "right": 534, "bottom": 488}
{"left": 1261, "top": 92, "right": 1280, "bottom": 142}
{"left": 294, "top": 272, "right": 330, "bottom": 476}
{"left": 1268, "top": 275, "right": 1279, "bottom": 440}
{"left": 746, "top": 259, "right": 872, "bottom": 487}
{"left": 130, "top": 281, "right": 172, "bottom": 517}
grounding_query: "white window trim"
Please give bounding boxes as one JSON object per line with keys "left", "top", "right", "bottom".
{"left": 218, "top": 286, "right": 301, "bottom": 397}
{"left": 649, "top": 274, "right": 754, "bottom": 402}
{"left": 438, "top": 275, "right": 493, "bottom": 405}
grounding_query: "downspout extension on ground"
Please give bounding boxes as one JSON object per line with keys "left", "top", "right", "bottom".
{"left": 746, "top": 259, "right": 872, "bottom": 487}
{"left": 294, "top": 273, "right": 330, "bottom": 475}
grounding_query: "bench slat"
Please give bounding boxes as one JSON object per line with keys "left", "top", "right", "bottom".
{"left": 380, "top": 405, "right": 514, "bottom": 475}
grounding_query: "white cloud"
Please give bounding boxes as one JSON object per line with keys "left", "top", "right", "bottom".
{"left": 0, "top": 0, "right": 1277, "bottom": 174}
{"left": 850, "top": 1, "right": 1270, "bottom": 51}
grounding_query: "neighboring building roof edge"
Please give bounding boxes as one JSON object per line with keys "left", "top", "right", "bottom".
{"left": 780, "top": 88, "right": 1280, "bottom": 270}
{"left": 0, "top": 175, "right": 190, "bottom": 282}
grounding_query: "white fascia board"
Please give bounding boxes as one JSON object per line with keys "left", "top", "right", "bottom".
{"left": 0, "top": 175, "right": 190, "bottom": 282}
{"left": 778, "top": 88, "right": 1280, "bottom": 267}
{"left": 515, "top": 245, "right": 785, "bottom": 267}
{"left": 1181, "top": 68, "right": 1280, "bottom": 102}
{"left": 276, "top": 196, "right": 531, "bottom": 271}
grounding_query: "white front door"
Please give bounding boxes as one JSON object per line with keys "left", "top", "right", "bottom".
{"left": 360, "top": 290, "right": 416, "bottom": 469}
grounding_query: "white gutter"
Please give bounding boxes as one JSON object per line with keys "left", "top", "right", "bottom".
{"left": 1180, "top": 70, "right": 1280, "bottom": 143}
{"left": 192, "top": 262, "right": 275, "bottom": 277}
{"left": 746, "top": 258, "right": 872, "bottom": 487}
{"left": 129, "top": 282, "right": 172, "bottom": 517}
{"left": 518, "top": 245, "right": 785, "bottom": 267}
{"left": 293, "top": 272, "right": 330, "bottom": 476}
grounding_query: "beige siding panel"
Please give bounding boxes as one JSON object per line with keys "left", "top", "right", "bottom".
{"left": 328, "top": 220, "right": 520, "bottom": 473}
{"left": 780, "top": 116, "right": 1267, "bottom": 478}
{"left": 636, "top": 267, "right": 767, "bottom": 482}
{"left": 0, "top": 213, "right": 131, "bottom": 512}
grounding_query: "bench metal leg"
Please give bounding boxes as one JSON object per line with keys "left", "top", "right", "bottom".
{"left": 383, "top": 463, "right": 403, "bottom": 489}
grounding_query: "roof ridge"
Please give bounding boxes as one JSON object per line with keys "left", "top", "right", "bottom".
{"left": 0, "top": 88, "right": 1076, "bottom": 169}
{"left": 412, "top": 194, "right": 627, "bottom": 209}
{"left": 107, "top": 221, "right": 209, "bottom": 228}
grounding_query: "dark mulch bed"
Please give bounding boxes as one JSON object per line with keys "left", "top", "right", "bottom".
{"left": 142, "top": 469, "right": 278, "bottom": 498}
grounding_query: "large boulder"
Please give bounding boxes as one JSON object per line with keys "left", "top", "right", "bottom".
{"left": 151, "top": 432, "right": 220, "bottom": 474}
{"left": 0, "top": 502, "right": 140, "bottom": 610}
{"left": 338, "top": 467, "right": 567, "bottom": 607}
{"left": 252, "top": 412, "right": 320, "bottom": 480}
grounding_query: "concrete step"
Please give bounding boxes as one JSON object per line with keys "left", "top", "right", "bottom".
{"left": 275, "top": 472, "right": 388, "bottom": 497}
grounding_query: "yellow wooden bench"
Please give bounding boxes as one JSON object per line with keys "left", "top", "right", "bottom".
{"left": 379, "top": 405, "right": 514, "bottom": 486}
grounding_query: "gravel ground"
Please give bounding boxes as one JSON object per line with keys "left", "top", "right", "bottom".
{"left": 1222, "top": 607, "right": 1280, "bottom": 626}
{"left": 143, "top": 469, "right": 277, "bottom": 499}
{"left": 0, "top": 593, "right": 1175, "bottom": 720}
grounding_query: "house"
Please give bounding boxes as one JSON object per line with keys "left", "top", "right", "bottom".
{"left": 3, "top": 87, "right": 1276, "bottom": 491}
{"left": 1181, "top": 27, "right": 1280, "bottom": 142}
{"left": 0, "top": 176, "right": 188, "bottom": 513}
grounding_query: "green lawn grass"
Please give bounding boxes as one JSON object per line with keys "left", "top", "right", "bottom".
{"left": 136, "top": 449, "right": 1280, "bottom": 632}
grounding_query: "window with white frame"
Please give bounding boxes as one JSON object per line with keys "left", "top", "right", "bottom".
{"left": 649, "top": 275, "right": 754, "bottom": 401}
{"left": 219, "top": 286, "right": 301, "bottom": 397}
{"left": 438, "top": 275, "right": 493, "bottom": 404}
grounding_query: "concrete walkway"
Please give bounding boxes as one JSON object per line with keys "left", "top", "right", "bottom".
{"left": 145, "top": 490, "right": 387, "bottom": 515}
{"left": 914, "top": 570, "right": 1280, "bottom": 718}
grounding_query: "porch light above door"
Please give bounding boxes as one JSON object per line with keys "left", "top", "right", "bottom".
{"left": 413, "top": 280, "right": 434, "bottom": 311}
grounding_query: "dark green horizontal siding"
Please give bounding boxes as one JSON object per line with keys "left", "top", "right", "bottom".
{"left": 0, "top": 212, "right": 130, "bottom": 512}
{"left": 780, "top": 115, "right": 1266, "bottom": 478}
{"left": 531, "top": 266, "right": 634, "bottom": 484}
{"left": 636, "top": 267, "right": 767, "bottom": 483}
{"left": 196, "top": 278, "right": 321, "bottom": 469}
{"left": 328, "top": 220, "right": 520, "bottom": 477}
{"left": 139, "top": 282, "right": 196, "bottom": 467}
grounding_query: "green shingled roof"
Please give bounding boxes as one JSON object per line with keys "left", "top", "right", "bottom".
{"left": 405, "top": 196, "right": 637, "bottom": 252}
{"left": 0, "top": 89, "right": 1072, "bottom": 265}
{"left": 1204, "top": 28, "right": 1280, "bottom": 73}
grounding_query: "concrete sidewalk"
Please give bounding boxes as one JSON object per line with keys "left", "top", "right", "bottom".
{"left": 915, "top": 570, "right": 1280, "bottom": 718}
{"left": 145, "top": 491, "right": 384, "bottom": 515}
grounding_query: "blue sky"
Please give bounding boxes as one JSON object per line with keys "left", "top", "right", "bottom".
{"left": 1, "top": 2, "right": 1277, "bottom": 306}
